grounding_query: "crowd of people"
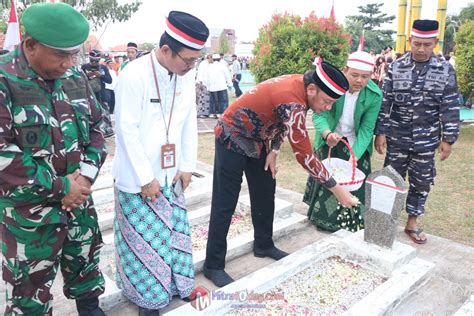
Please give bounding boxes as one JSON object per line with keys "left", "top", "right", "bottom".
{"left": 368, "top": 45, "right": 457, "bottom": 91}
{"left": 73, "top": 45, "right": 247, "bottom": 125}
{"left": 0, "top": 2, "right": 461, "bottom": 316}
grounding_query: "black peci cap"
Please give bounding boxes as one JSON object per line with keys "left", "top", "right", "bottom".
{"left": 411, "top": 19, "right": 439, "bottom": 38}
{"left": 313, "top": 61, "right": 349, "bottom": 99}
{"left": 165, "top": 11, "right": 209, "bottom": 50}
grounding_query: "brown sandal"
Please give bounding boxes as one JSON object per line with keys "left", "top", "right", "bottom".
{"left": 404, "top": 228, "right": 427, "bottom": 244}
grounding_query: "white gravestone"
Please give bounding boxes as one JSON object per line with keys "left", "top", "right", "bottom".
{"left": 364, "top": 166, "right": 408, "bottom": 248}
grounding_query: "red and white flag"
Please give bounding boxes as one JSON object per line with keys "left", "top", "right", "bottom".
{"left": 357, "top": 30, "right": 365, "bottom": 51}
{"left": 3, "top": 0, "right": 21, "bottom": 52}
{"left": 330, "top": 1, "right": 335, "bottom": 20}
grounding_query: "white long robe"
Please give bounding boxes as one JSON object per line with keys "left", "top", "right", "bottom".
{"left": 112, "top": 51, "right": 197, "bottom": 193}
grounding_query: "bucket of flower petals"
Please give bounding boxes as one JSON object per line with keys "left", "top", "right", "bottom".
{"left": 321, "top": 138, "right": 367, "bottom": 232}
{"left": 322, "top": 138, "right": 366, "bottom": 192}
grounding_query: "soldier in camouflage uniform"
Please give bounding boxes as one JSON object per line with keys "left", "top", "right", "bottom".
{"left": 0, "top": 3, "right": 107, "bottom": 315}
{"left": 375, "top": 20, "right": 460, "bottom": 244}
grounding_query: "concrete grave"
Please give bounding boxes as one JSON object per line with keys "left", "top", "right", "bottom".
{"left": 165, "top": 230, "right": 434, "bottom": 316}
{"left": 364, "top": 165, "right": 408, "bottom": 248}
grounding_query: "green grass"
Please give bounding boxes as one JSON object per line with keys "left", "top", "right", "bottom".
{"left": 198, "top": 126, "right": 474, "bottom": 246}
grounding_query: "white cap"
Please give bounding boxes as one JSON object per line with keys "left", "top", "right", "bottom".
{"left": 312, "top": 56, "right": 322, "bottom": 66}
{"left": 346, "top": 51, "right": 374, "bottom": 72}
{"left": 212, "top": 53, "right": 220, "bottom": 59}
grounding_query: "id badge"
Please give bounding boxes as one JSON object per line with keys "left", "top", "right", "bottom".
{"left": 161, "top": 143, "right": 176, "bottom": 169}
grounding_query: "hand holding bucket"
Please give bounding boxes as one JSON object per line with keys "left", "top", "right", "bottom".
{"left": 322, "top": 138, "right": 366, "bottom": 192}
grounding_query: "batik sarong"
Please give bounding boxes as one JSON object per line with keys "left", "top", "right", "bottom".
{"left": 114, "top": 186, "right": 194, "bottom": 309}
{"left": 196, "top": 83, "right": 210, "bottom": 117}
{"left": 303, "top": 141, "right": 371, "bottom": 232}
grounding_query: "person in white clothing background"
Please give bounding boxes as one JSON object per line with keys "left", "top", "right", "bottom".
{"left": 112, "top": 11, "right": 209, "bottom": 316}
{"left": 231, "top": 54, "right": 243, "bottom": 97}
{"left": 206, "top": 53, "right": 232, "bottom": 118}
{"left": 104, "top": 58, "right": 117, "bottom": 114}
{"left": 196, "top": 53, "right": 213, "bottom": 117}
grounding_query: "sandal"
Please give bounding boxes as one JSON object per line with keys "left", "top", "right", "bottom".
{"left": 404, "top": 228, "right": 427, "bottom": 244}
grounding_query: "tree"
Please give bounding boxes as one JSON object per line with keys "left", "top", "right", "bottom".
{"left": 0, "top": 0, "right": 141, "bottom": 29}
{"left": 443, "top": 14, "right": 460, "bottom": 55}
{"left": 459, "top": 3, "right": 474, "bottom": 22}
{"left": 443, "top": 3, "right": 474, "bottom": 55}
{"left": 455, "top": 20, "right": 474, "bottom": 101}
{"left": 0, "top": 19, "right": 6, "bottom": 34}
{"left": 251, "top": 12, "right": 350, "bottom": 83}
{"left": 344, "top": 3, "right": 395, "bottom": 53}
{"left": 218, "top": 30, "right": 229, "bottom": 55}
{"left": 139, "top": 42, "right": 157, "bottom": 52}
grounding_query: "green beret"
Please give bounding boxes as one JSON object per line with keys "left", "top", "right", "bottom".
{"left": 22, "top": 3, "right": 89, "bottom": 50}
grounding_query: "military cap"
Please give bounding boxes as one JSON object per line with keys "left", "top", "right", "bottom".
{"left": 165, "top": 11, "right": 209, "bottom": 50}
{"left": 313, "top": 60, "right": 349, "bottom": 99}
{"left": 22, "top": 3, "right": 89, "bottom": 50}
{"left": 411, "top": 19, "right": 439, "bottom": 38}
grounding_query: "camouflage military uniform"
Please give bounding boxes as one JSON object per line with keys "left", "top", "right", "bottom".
{"left": 0, "top": 46, "right": 107, "bottom": 315}
{"left": 376, "top": 52, "right": 460, "bottom": 216}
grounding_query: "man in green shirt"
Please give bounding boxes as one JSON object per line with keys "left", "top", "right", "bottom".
{"left": 304, "top": 51, "right": 382, "bottom": 232}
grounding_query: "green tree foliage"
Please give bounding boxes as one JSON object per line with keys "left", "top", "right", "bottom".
{"left": 455, "top": 20, "right": 474, "bottom": 99}
{"left": 139, "top": 42, "right": 156, "bottom": 52}
{"left": 0, "top": 0, "right": 141, "bottom": 29}
{"left": 443, "top": 3, "right": 474, "bottom": 55}
{"left": 0, "top": 19, "right": 6, "bottom": 34}
{"left": 443, "top": 14, "right": 460, "bottom": 55}
{"left": 459, "top": 3, "right": 474, "bottom": 22}
{"left": 345, "top": 3, "right": 395, "bottom": 53}
{"left": 218, "top": 30, "right": 229, "bottom": 54}
{"left": 251, "top": 12, "right": 350, "bottom": 83}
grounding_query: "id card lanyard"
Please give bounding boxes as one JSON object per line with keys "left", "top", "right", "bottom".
{"left": 150, "top": 53, "right": 178, "bottom": 178}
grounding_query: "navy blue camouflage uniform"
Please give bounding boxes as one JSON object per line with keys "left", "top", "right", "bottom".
{"left": 375, "top": 52, "right": 460, "bottom": 216}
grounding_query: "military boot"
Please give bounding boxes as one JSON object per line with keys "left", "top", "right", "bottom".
{"left": 75, "top": 297, "right": 106, "bottom": 316}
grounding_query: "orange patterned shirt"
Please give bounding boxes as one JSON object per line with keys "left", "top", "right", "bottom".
{"left": 215, "top": 74, "right": 336, "bottom": 188}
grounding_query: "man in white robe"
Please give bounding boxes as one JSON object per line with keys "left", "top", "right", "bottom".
{"left": 112, "top": 11, "right": 209, "bottom": 316}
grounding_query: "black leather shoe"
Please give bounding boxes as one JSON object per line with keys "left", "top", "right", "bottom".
{"left": 254, "top": 246, "right": 289, "bottom": 260}
{"left": 138, "top": 307, "right": 160, "bottom": 316}
{"left": 203, "top": 267, "right": 234, "bottom": 287}
{"left": 76, "top": 297, "right": 106, "bottom": 316}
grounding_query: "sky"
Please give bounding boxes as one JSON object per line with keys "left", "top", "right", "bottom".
{"left": 93, "top": 0, "right": 470, "bottom": 49}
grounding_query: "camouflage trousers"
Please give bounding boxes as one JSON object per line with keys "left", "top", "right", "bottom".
{"left": 384, "top": 146, "right": 436, "bottom": 216}
{"left": 1, "top": 203, "right": 105, "bottom": 315}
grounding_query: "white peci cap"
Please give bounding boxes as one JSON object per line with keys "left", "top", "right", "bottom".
{"left": 346, "top": 51, "right": 375, "bottom": 72}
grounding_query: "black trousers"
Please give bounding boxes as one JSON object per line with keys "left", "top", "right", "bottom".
{"left": 233, "top": 74, "right": 243, "bottom": 97}
{"left": 204, "top": 139, "right": 276, "bottom": 269}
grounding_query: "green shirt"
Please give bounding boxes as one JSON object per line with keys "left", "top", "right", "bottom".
{"left": 312, "top": 79, "right": 382, "bottom": 159}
